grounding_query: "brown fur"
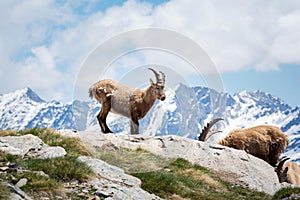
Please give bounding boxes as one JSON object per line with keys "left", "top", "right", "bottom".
{"left": 276, "top": 156, "right": 300, "bottom": 186}
{"left": 89, "top": 68, "right": 165, "bottom": 134}
{"left": 282, "top": 161, "right": 300, "bottom": 186}
{"left": 218, "top": 125, "right": 290, "bottom": 166}
{"left": 285, "top": 161, "right": 300, "bottom": 186}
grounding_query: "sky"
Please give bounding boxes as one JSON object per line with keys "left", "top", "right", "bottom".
{"left": 0, "top": 0, "right": 300, "bottom": 106}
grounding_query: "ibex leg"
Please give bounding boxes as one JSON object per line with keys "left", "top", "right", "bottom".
{"left": 130, "top": 116, "right": 139, "bottom": 134}
{"left": 97, "top": 101, "right": 113, "bottom": 133}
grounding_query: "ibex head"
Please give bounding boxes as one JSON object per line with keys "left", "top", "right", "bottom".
{"left": 275, "top": 156, "right": 290, "bottom": 183}
{"left": 148, "top": 68, "right": 166, "bottom": 101}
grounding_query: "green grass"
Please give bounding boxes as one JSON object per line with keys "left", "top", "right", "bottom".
{"left": 11, "top": 172, "right": 64, "bottom": 199}
{"left": 132, "top": 158, "right": 271, "bottom": 200}
{"left": 1, "top": 129, "right": 299, "bottom": 199}
{"left": 272, "top": 187, "right": 300, "bottom": 200}
{"left": 168, "top": 157, "right": 210, "bottom": 173}
{"left": 0, "top": 128, "right": 95, "bottom": 199}
{"left": 88, "top": 143, "right": 272, "bottom": 200}
{"left": 21, "top": 157, "right": 94, "bottom": 182}
{"left": 17, "top": 128, "right": 91, "bottom": 157}
{"left": 0, "top": 157, "right": 94, "bottom": 199}
{"left": 0, "top": 151, "right": 22, "bottom": 162}
{"left": 0, "top": 154, "right": 66, "bottom": 199}
{"left": 0, "top": 182, "right": 11, "bottom": 200}
{"left": 90, "top": 146, "right": 170, "bottom": 173}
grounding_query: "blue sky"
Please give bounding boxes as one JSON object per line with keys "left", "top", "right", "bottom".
{"left": 0, "top": 0, "right": 300, "bottom": 106}
{"left": 222, "top": 65, "right": 300, "bottom": 103}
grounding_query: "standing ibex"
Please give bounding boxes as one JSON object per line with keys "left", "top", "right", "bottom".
{"left": 89, "top": 68, "right": 166, "bottom": 134}
{"left": 199, "top": 119, "right": 290, "bottom": 167}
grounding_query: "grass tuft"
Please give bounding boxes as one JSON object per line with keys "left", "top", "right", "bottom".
{"left": 0, "top": 183, "right": 11, "bottom": 200}
{"left": 16, "top": 128, "right": 91, "bottom": 157}
{"left": 272, "top": 187, "right": 300, "bottom": 200}
{"left": 0, "top": 150, "right": 22, "bottom": 162}
{"left": 132, "top": 158, "right": 270, "bottom": 200}
{"left": 91, "top": 147, "right": 169, "bottom": 173}
{"left": 168, "top": 157, "right": 192, "bottom": 170}
{"left": 0, "top": 128, "right": 95, "bottom": 198}
{"left": 12, "top": 172, "right": 63, "bottom": 198}
{"left": 21, "top": 157, "right": 94, "bottom": 182}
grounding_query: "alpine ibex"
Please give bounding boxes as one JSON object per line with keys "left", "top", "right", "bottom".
{"left": 199, "top": 119, "right": 290, "bottom": 167}
{"left": 89, "top": 68, "right": 166, "bottom": 134}
{"left": 275, "top": 156, "right": 300, "bottom": 186}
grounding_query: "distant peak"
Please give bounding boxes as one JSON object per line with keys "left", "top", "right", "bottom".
{"left": 25, "top": 87, "right": 45, "bottom": 102}
{"left": 235, "top": 89, "right": 290, "bottom": 110}
{"left": 11, "top": 87, "right": 45, "bottom": 103}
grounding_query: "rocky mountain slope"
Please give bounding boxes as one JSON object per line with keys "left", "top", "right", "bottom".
{"left": 1, "top": 130, "right": 293, "bottom": 197}
{"left": 0, "top": 86, "right": 299, "bottom": 164}
{"left": 0, "top": 131, "right": 161, "bottom": 199}
{"left": 71, "top": 130, "right": 282, "bottom": 195}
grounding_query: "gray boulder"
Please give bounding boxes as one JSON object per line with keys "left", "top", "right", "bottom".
{"left": 76, "top": 131, "right": 281, "bottom": 195}
{"left": 0, "top": 134, "right": 66, "bottom": 159}
{"left": 78, "top": 156, "right": 161, "bottom": 200}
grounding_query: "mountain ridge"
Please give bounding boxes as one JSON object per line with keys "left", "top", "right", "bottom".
{"left": 0, "top": 86, "right": 299, "bottom": 164}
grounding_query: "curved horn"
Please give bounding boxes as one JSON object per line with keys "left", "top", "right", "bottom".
{"left": 275, "top": 156, "right": 290, "bottom": 182}
{"left": 199, "top": 118, "right": 224, "bottom": 141}
{"left": 276, "top": 156, "right": 290, "bottom": 173}
{"left": 148, "top": 68, "right": 160, "bottom": 84}
{"left": 159, "top": 71, "right": 165, "bottom": 86}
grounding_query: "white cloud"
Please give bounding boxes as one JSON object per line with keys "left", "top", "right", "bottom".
{"left": 1, "top": 0, "right": 300, "bottom": 101}
{"left": 270, "top": 11, "right": 300, "bottom": 64}
{"left": 19, "top": 46, "right": 61, "bottom": 87}
{"left": 151, "top": 0, "right": 300, "bottom": 71}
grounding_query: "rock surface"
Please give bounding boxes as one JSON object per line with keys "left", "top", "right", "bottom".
{"left": 15, "top": 178, "right": 28, "bottom": 188}
{"left": 0, "top": 134, "right": 66, "bottom": 159}
{"left": 4, "top": 182, "right": 33, "bottom": 200}
{"left": 68, "top": 131, "right": 282, "bottom": 195}
{"left": 78, "top": 156, "right": 161, "bottom": 200}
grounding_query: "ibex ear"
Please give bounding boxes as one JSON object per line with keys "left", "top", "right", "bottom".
{"left": 150, "top": 78, "right": 154, "bottom": 85}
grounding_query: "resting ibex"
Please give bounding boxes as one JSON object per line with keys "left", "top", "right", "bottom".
{"left": 199, "top": 119, "right": 290, "bottom": 167}
{"left": 276, "top": 156, "right": 300, "bottom": 186}
{"left": 89, "top": 68, "right": 166, "bottom": 134}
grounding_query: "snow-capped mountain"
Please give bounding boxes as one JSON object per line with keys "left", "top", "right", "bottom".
{"left": 1, "top": 86, "right": 299, "bottom": 163}
{"left": 0, "top": 88, "right": 76, "bottom": 130}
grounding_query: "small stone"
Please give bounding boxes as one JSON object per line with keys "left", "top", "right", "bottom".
{"left": 82, "top": 189, "right": 89, "bottom": 193}
{"left": 8, "top": 162, "right": 18, "bottom": 168}
{"left": 164, "top": 168, "right": 171, "bottom": 172}
{"left": 78, "top": 192, "right": 86, "bottom": 197}
{"left": 34, "top": 170, "right": 49, "bottom": 178}
{"left": 87, "top": 195, "right": 100, "bottom": 200}
{"left": 15, "top": 178, "right": 28, "bottom": 188}
{"left": 94, "top": 191, "right": 112, "bottom": 198}
{"left": 10, "top": 175, "right": 17, "bottom": 182}
{"left": 0, "top": 166, "right": 9, "bottom": 171}
{"left": 100, "top": 142, "right": 119, "bottom": 150}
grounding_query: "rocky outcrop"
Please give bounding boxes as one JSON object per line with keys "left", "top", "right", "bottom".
{"left": 78, "top": 156, "right": 161, "bottom": 200}
{"left": 0, "top": 134, "right": 66, "bottom": 159}
{"left": 72, "top": 131, "right": 282, "bottom": 195}
{"left": 0, "top": 133, "right": 160, "bottom": 200}
{"left": 4, "top": 182, "right": 33, "bottom": 200}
